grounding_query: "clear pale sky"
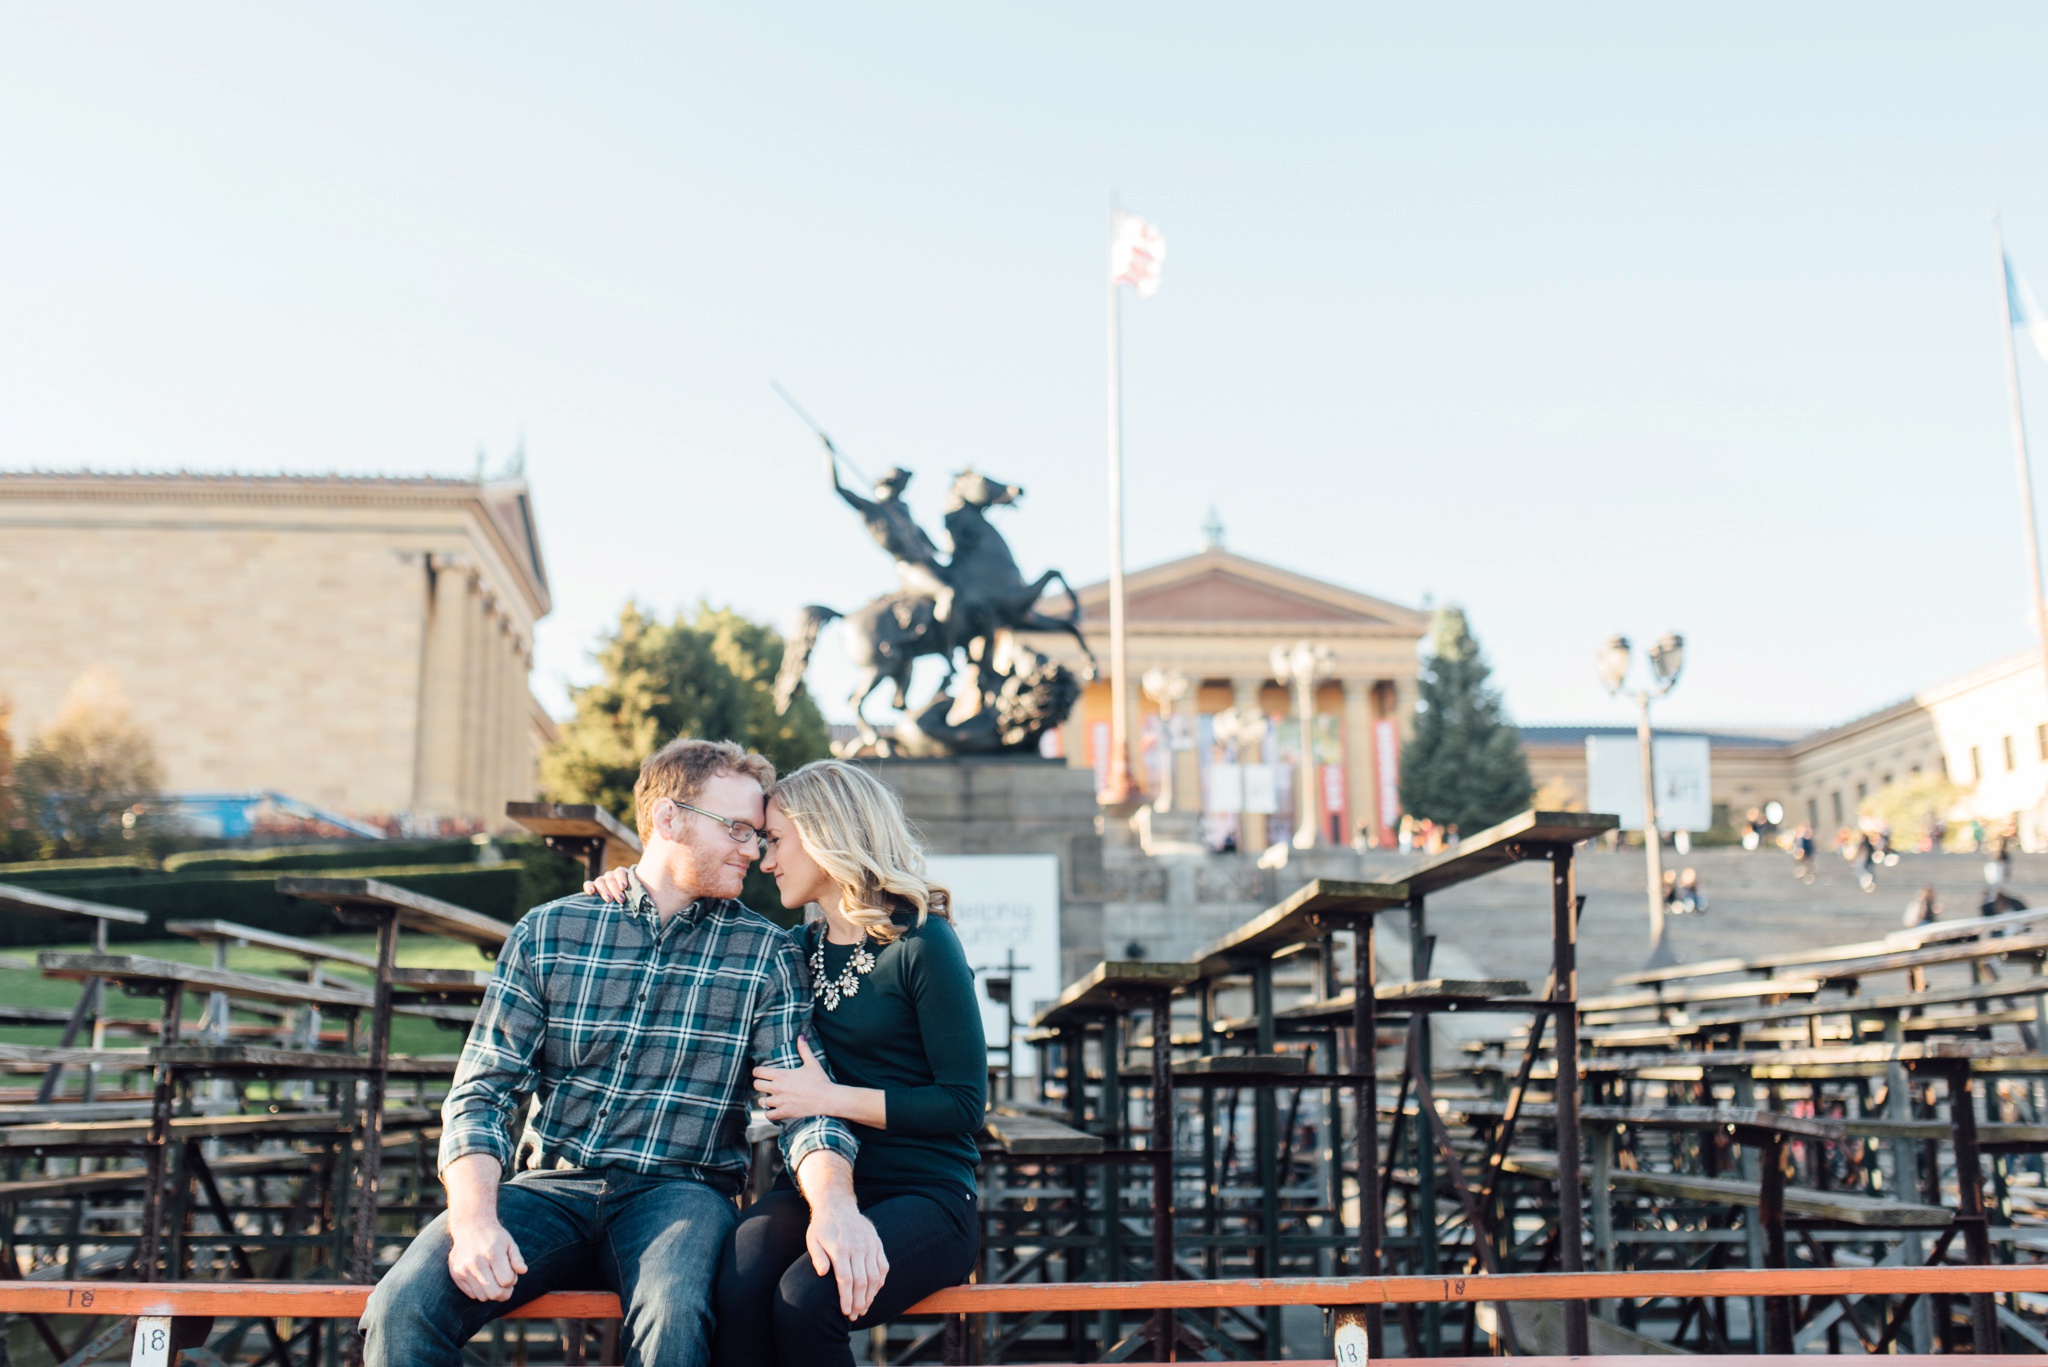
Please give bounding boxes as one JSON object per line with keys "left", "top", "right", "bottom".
{"left": 7, "top": 6, "right": 2048, "bottom": 731}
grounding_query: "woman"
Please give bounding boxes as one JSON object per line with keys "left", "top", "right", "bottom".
{"left": 587, "top": 758, "right": 984, "bottom": 1367}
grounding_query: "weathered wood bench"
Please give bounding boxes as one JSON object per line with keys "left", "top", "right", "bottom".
{"left": 1499, "top": 1151, "right": 1952, "bottom": 1227}
{"left": 7, "top": 1267, "right": 2046, "bottom": 1365}
{"left": 503, "top": 801, "right": 640, "bottom": 881}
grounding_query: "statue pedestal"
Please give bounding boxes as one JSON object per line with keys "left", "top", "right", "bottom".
{"left": 858, "top": 756, "right": 1106, "bottom": 987}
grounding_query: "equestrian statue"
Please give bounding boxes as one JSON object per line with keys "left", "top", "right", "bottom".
{"left": 770, "top": 409, "right": 1095, "bottom": 757}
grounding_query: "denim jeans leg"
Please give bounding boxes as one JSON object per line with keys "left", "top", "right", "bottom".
{"left": 361, "top": 1173, "right": 606, "bottom": 1367}
{"left": 599, "top": 1175, "right": 738, "bottom": 1367}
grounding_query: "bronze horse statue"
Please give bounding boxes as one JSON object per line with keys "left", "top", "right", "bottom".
{"left": 773, "top": 468, "right": 1095, "bottom": 754}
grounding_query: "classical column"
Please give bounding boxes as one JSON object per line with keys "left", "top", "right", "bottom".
{"left": 412, "top": 555, "right": 473, "bottom": 821}
{"left": 1232, "top": 677, "right": 1268, "bottom": 851}
{"left": 1343, "top": 678, "right": 1376, "bottom": 845}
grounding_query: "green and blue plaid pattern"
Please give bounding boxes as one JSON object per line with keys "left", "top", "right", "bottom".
{"left": 439, "top": 882, "right": 856, "bottom": 1192}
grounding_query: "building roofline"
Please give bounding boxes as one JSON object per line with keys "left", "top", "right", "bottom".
{"left": 1066, "top": 547, "right": 1431, "bottom": 631}
{"left": 0, "top": 467, "right": 551, "bottom": 617}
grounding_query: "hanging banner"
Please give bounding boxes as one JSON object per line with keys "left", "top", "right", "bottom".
{"left": 1374, "top": 717, "right": 1401, "bottom": 844}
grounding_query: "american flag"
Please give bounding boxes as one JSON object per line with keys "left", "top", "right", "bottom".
{"left": 1110, "top": 212, "right": 1165, "bottom": 298}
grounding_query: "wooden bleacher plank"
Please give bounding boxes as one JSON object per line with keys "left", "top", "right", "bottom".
{"left": 149, "top": 1045, "right": 380, "bottom": 1073}
{"left": 504, "top": 801, "right": 642, "bottom": 872}
{"left": 1499, "top": 1153, "right": 1952, "bottom": 1227}
{"left": 1390, "top": 810, "right": 1618, "bottom": 898}
{"left": 1190, "top": 878, "right": 1407, "bottom": 979}
{"left": 1271, "top": 980, "right": 1533, "bottom": 1025}
{"left": 38, "top": 953, "right": 374, "bottom": 1010}
{"left": 165, "top": 919, "right": 380, "bottom": 970}
{"left": 0, "top": 1134, "right": 436, "bottom": 1202}
{"left": 275, "top": 876, "right": 514, "bottom": 948}
{"left": 0, "top": 883, "right": 148, "bottom": 927}
{"left": 982, "top": 1112, "right": 1103, "bottom": 1155}
{"left": 7, "top": 1265, "right": 2048, "bottom": 1319}
{"left": 0, "top": 1044, "right": 151, "bottom": 1073}
{"left": 0, "top": 1107, "right": 439, "bottom": 1149}
{"left": 390, "top": 967, "right": 493, "bottom": 994}
{"left": 1617, "top": 927, "right": 2048, "bottom": 990}
{"left": 1580, "top": 1038, "right": 2023, "bottom": 1074}
{"left": 0, "top": 1006, "right": 76, "bottom": 1027}
{"left": 393, "top": 1003, "right": 479, "bottom": 1025}
{"left": 1581, "top": 977, "right": 1823, "bottom": 1015}
{"left": 1032, "top": 960, "right": 1199, "bottom": 1029}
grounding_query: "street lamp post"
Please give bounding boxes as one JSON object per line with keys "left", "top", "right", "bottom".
{"left": 1272, "top": 640, "right": 1335, "bottom": 849}
{"left": 1597, "top": 632, "right": 1686, "bottom": 969}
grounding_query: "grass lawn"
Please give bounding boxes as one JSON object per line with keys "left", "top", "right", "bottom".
{"left": 0, "top": 936, "right": 496, "bottom": 1058}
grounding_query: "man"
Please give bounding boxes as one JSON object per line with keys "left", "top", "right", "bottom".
{"left": 362, "top": 738, "right": 887, "bottom": 1367}
{"left": 828, "top": 453, "right": 955, "bottom": 623}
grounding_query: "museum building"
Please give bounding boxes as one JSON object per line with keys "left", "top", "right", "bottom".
{"left": 1023, "top": 543, "right": 1431, "bottom": 848}
{"left": 0, "top": 470, "right": 554, "bottom": 830}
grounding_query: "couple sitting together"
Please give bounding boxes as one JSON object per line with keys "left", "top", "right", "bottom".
{"left": 361, "top": 738, "right": 986, "bottom": 1367}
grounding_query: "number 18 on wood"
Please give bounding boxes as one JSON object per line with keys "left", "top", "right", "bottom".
{"left": 1333, "top": 1309, "right": 1369, "bottom": 1366}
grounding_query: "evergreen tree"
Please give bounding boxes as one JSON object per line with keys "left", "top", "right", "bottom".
{"left": 1398, "top": 606, "right": 1533, "bottom": 833}
{"left": 540, "top": 601, "right": 831, "bottom": 824}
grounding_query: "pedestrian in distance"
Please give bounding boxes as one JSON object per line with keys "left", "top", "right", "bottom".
{"left": 1789, "top": 824, "right": 1817, "bottom": 885}
{"left": 1676, "top": 867, "right": 1706, "bottom": 915}
{"left": 1904, "top": 885, "right": 1942, "bottom": 929}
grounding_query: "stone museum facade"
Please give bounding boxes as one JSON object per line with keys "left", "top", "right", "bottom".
{"left": 1022, "top": 544, "right": 1432, "bottom": 847}
{"left": 0, "top": 470, "right": 553, "bottom": 829}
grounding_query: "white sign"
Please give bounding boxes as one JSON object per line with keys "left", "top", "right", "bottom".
{"left": 1242, "top": 763, "right": 1280, "bottom": 815}
{"left": 1586, "top": 734, "right": 1713, "bottom": 833}
{"left": 927, "top": 854, "right": 1061, "bottom": 1077}
{"left": 1207, "top": 762, "right": 1244, "bottom": 813}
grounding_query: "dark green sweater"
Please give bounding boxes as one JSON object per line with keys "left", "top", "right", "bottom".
{"left": 806, "top": 911, "right": 987, "bottom": 1195}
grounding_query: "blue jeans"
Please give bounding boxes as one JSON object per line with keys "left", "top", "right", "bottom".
{"left": 361, "top": 1168, "right": 736, "bottom": 1367}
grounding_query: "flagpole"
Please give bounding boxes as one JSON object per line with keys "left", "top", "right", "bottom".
{"left": 1102, "top": 193, "right": 1139, "bottom": 804}
{"left": 1994, "top": 215, "right": 2048, "bottom": 740}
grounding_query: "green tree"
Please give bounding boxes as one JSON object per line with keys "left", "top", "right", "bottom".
{"left": 541, "top": 601, "right": 831, "bottom": 824}
{"left": 16, "top": 667, "right": 164, "bottom": 859}
{"left": 1398, "top": 606, "right": 1533, "bottom": 833}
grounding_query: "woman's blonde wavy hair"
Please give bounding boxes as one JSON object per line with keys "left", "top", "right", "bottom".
{"left": 769, "top": 759, "right": 951, "bottom": 944}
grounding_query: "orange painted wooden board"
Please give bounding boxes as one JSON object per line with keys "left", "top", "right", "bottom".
{"left": 10, "top": 1266, "right": 2048, "bottom": 1320}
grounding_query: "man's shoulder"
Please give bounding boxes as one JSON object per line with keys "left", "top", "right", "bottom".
{"left": 511, "top": 893, "right": 617, "bottom": 946}
{"left": 711, "top": 902, "right": 805, "bottom": 954}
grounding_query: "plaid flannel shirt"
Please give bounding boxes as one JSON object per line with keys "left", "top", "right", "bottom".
{"left": 438, "top": 878, "right": 857, "bottom": 1193}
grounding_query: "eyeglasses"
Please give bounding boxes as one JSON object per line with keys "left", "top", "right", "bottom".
{"left": 665, "top": 799, "right": 765, "bottom": 851}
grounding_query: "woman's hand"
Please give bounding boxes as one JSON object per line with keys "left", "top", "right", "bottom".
{"left": 754, "top": 1037, "right": 843, "bottom": 1122}
{"left": 581, "top": 866, "right": 634, "bottom": 903}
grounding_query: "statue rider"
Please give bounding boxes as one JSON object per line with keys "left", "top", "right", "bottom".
{"left": 828, "top": 453, "right": 956, "bottom": 624}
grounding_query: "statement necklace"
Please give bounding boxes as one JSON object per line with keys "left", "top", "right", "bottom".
{"left": 810, "top": 929, "right": 878, "bottom": 1011}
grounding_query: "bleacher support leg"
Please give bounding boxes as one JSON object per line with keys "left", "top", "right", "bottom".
{"left": 1148, "top": 990, "right": 1173, "bottom": 1363}
{"left": 1941, "top": 1061, "right": 2003, "bottom": 1351}
{"left": 1349, "top": 920, "right": 1384, "bottom": 1358}
{"left": 1548, "top": 847, "right": 1589, "bottom": 1355}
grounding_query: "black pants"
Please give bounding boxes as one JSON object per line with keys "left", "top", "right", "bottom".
{"left": 710, "top": 1182, "right": 978, "bottom": 1367}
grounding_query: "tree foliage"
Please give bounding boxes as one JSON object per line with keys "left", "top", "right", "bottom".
{"left": 1397, "top": 606, "right": 1533, "bottom": 833}
{"left": 541, "top": 602, "right": 832, "bottom": 825}
{"left": 15, "top": 667, "right": 164, "bottom": 859}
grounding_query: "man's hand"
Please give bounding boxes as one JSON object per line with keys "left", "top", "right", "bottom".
{"left": 796, "top": 1151, "right": 888, "bottom": 1320}
{"left": 443, "top": 1153, "right": 527, "bottom": 1302}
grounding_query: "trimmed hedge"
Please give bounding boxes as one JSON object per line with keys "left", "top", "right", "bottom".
{"left": 0, "top": 865, "right": 521, "bottom": 946}
{"left": 0, "top": 857, "right": 159, "bottom": 885}
{"left": 164, "top": 840, "right": 482, "bottom": 874}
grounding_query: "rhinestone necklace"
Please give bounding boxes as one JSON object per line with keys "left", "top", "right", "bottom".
{"left": 810, "top": 929, "right": 878, "bottom": 1011}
